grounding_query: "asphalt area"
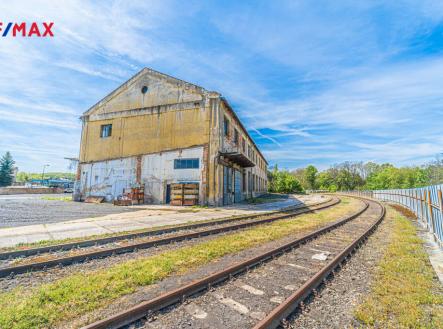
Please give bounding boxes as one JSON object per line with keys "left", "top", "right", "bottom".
{"left": 0, "top": 194, "right": 139, "bottom": 228}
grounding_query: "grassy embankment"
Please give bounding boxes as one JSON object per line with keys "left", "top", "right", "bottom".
{"left": 354, "top": 206, "right": 443, "bottom": 328}
{"left": 0, "top": 198, "right": 358, "bottom": 329}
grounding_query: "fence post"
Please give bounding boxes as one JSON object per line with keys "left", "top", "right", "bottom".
{"left": 438, "top": 189, "right": 443, "bottom": 243}
{"left": 414, "top": 189, "right": 419, "bottom": 219}
{"left": 422, "top": 190, "right": 426, "bottom": 227}
{"left": 428, "top": 190, "right": 436, "bottom": 242}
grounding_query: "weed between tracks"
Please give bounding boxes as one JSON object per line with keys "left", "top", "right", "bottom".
{"left": 354, "top": 206, "right": 443, "bottom": 328}
{"left": 0, "top": 198, "right": 357, "bottom": 329}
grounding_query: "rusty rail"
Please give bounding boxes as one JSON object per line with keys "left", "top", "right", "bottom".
{"left": 81, "top": 197, "right": 371, "bottom": 329}
{"left": 252, "top": 199, "right": 385, "bottom": 329}
{"left": 0, "top": 197, "right": 339, "bottom": 278}
{"left": 0, "top": 197, "right": 336, "bottom": 261}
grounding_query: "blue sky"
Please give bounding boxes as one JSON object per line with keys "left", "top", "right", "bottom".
{"left": 1, "top": 1, "right": 443, "bottom": 172}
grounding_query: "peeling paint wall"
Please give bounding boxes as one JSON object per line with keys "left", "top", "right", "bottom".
{"left": 79, "top": 157, "right": 137, "bottom": 201}
{"left": 88, "top": 68, "right": 204, "bottom": 116}
{"left": 80, "top": 105, "right": 209, "bottom": 163}
{"left": 78, "top": 146, "right": 204, "bottom": 203}
{"left": 141, "top": 146, "right": 204, "bottom": 203}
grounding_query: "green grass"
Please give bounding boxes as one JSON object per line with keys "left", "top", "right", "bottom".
{"left": 40, "top": 196, "right": 72, "bottom": 202}
{"left": 354, "top": 207, "right": 443, "bottom": 328}
{"left": 0, "top": 197, "right": 358, "bottom": 329}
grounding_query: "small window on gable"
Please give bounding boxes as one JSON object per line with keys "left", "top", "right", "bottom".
{"left": 100, "top": 124, "right": 112, "bottom": 138}
{"left": 174, "top": 158, "right": 199, "bottom": 169}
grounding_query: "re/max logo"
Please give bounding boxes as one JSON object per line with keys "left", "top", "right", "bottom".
{"left": 0, "top": 22, "right": 54, "bottom": 37}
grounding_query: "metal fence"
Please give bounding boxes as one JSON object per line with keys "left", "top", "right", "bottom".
{"left": 344, "top": 184, "right": 443, "bottom": 247}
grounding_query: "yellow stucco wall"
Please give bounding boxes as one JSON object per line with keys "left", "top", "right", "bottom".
{"left": 86, "top": 68, "right": 204, "bottom": 117}
{"left": 80, "top": 107, "right": 210, "bottom": 162}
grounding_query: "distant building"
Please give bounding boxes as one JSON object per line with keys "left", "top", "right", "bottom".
{"left": 75, "top": 68, "right": 268, "bottom": 205}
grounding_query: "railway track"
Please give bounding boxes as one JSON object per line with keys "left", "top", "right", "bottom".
{"left": 0, "top": 196, "right": 339, "bottom": 278}
{"left": 80, "top": 196, "right": 384, "bottom": 329}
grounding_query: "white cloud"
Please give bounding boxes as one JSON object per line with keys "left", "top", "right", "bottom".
{"left": 1, "top": 0, "right": 443, "bottom": 171}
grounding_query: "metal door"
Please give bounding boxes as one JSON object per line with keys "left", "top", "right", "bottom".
{"left": 234, "top": 170, "right": 242, "bottom": 203}
{"left": 223, "top": 166, "right": 233, "bottom": 205}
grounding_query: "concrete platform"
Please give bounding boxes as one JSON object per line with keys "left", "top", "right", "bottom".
{"left": 0, "top": 194, "right": 325, "bottom": 248}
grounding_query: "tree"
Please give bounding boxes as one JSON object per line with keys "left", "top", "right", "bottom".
{"left": 0, "top": 152, "right": 15, "bottom": 187}
{"left": 268, "top": 166, "right": 304, "bottom": 193}
{"left": 304, "top": 165, "right": 318, "bottom": 190}
{"left": 14, "top": 172, "right": 75, "bottom": 182}
{"left": 16, "top": 172, "right": 30, "bottom": 183}
{"left": 291, "top": 168, "right": 308, "bottom": 190}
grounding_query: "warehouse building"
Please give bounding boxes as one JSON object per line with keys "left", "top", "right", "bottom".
{"left": 74, "top": 68, "right": 268, "bottom": 206}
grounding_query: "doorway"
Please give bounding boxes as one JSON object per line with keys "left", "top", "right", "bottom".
{"left": 165, "top": 184, "right": 171, "bottom": 204}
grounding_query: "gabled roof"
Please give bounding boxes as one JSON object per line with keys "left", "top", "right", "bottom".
{"left": 82, "top": 67, "right": 208, "bottom": 117}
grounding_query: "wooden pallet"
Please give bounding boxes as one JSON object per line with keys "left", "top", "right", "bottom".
{"left": 170, "top": 183, "right": 199, "bottom": 206}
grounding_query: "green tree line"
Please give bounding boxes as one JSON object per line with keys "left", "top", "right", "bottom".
{"left": 291, "top": 159, "right": 443, "bottom": 192}
{"left": 16, "top": 172, "right": 75, "bottom": 182}
{"left": 0, "top": 151, "right": 75, "bottom": 187}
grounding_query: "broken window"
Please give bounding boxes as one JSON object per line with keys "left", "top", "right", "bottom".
{"left": 234, "top": 129, "right": 239, "bottom": 145}
{"left": 174, "top": 158, "right": 199, "bottom": 169}
{"left": 223, "top": 116, "right": 230, "bottom": 137}
{"left": 100, "top": 124, "right": 112, "bottom": 138}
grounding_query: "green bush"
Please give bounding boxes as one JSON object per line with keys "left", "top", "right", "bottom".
{"left": 268, "top": 166, "right": 304, "bottom": 193}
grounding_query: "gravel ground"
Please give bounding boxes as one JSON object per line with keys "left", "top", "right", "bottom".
{"left": 131, "top": 200, "right": 381, "bottom": 329}
{"left": 0, "top": 194, "right": 139, "bottom": 227}
{"left": 1, "top": 201, "right": 326, "bottom": 268}
{"left": 284, "top": 203, "right": 394, "bottom": 329}
{"left": 0, "top": 199, "right": 338, "bottom": 293}
{"left": 58, "top": 199, "right": 366, "bottom": 329}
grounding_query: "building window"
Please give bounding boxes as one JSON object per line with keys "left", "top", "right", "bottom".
{"left": 223, "top": 116, "right": 230, "bottom": 137}
{"left": 174, "top": 158, "right": 199, "bottom": 169}
{"left": 234, "top": 129, "right": 239, "bottom": 145}
{"left": 100, "top": 124, "right": 112, "bottom": 138}
{"left": 242, "top": 139, "right": 246, "bottom": 152}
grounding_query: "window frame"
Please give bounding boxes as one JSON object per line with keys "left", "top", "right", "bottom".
{"left": 174, "top": 158, "right": 200, "bottom": 169}
{"left": 100, "top": 124, "right": 112, "bottom": 138}
{"left": 223, "top": 116, "right": 230, "bottom": 137}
